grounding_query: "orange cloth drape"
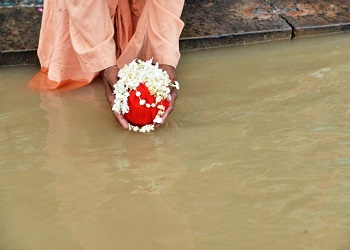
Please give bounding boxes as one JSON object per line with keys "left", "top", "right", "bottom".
{"left": 29, "top": 0, "right": 185, "bottom": 90}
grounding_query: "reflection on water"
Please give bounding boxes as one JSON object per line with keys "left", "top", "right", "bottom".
{"left": 1, "top": 33, "right": 350, "bottom": 249}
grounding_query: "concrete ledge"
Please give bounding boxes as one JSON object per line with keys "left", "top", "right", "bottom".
{"left": 0, "top": 50, "right": 39, "bottom": 66}
{"left": 1, "top": 0, "right": 350, "bottom": 66}
{"left": 293, "top": 23, "right": 350, "bottom": 37}
{"left": 180, "top": 30, "right": 292, "bottom": 51}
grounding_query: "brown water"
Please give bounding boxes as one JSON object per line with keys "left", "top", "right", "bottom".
{"left": 1, "top": 33, "right": 350, "bottom": 250}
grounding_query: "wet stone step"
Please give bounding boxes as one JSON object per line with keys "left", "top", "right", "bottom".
{"left": 180, "top": 0, "right": 292, "bottom": 50}
{"left": 267, "top": 0, "right": 350, "bottom": 36}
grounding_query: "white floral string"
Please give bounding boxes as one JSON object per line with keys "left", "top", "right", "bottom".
{"left": 112, "top": 59, "right": 180, "bottom": 132}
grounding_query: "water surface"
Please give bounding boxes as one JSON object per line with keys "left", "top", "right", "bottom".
{"left": 1, "top": 33, "right": 350, "bottom": 250}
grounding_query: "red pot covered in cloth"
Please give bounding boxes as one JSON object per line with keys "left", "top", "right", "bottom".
{"left": 124, "top": 83, "right": 169, "bottom": 127}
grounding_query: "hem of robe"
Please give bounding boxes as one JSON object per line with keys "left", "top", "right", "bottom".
{"left": 29, "top": 68, "right": 95, "bottom": 91}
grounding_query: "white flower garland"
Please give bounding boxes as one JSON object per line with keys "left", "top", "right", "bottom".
{"left": 112, "top": 59, "right": 180, "bottom": 132}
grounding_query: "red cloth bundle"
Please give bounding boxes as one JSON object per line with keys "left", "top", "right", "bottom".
{"left": 124, "top": 83, "right": 169, "bottom": 127}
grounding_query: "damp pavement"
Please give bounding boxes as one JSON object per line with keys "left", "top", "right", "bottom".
{"left": 1, "top": 0, "right": 350, "bottom": 66}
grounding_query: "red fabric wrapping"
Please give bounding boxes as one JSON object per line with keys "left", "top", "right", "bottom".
{"left": 124, "top": 83, "right": 169, "bottom": 127}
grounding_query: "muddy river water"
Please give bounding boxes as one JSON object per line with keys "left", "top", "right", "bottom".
{"left": 1, "top": 33, "right": 350, "bottom": 249}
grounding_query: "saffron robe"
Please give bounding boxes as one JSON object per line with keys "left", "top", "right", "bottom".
{"left": 30, "top": 0, "right": 185, "bottom": 90}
